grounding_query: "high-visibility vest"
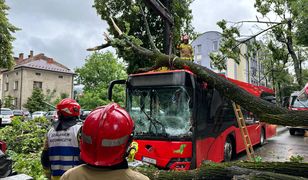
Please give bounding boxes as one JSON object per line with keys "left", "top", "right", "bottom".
{"left": 47, "top": 124, "right": 81, "bottom": 177}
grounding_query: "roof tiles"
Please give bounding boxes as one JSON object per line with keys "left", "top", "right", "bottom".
{"left": 14, "top": 53, "right": 74, "bottom": 74}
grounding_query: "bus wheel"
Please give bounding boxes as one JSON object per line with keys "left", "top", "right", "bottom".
{"left": 260, "top": 128, "right": 266, "bottom": 146}
{"left": 224, "top": 137, "right": 233, "bottom": 162}
{"left": 289, "top": 128, "right": 296, "bottom": 135}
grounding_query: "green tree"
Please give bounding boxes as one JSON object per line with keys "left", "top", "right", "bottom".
{"left": 3, "top": 95, "right": 14, "bottom": 109}
{"left": 45, "top": 89, "right": 56, "bottom": 104}
{"left": 211, "top": 0, "right": 307, "bottom": 87}
{"left": 0, "top": 0, "right": 19, "bottom": 69}
{"left": 24, "top": 88, "right": 46, "bottom": 113}
{"left": 0, "top": 117, "right": 49, "bottom": 179}
{"left": 93, "top": 0, "right": 194, "bottom": 73}
{"left": 75, "top": 52, "right": 127, "bottom": 109}
{"left": 52, "top": 92, "right": 69, "bottom": 106}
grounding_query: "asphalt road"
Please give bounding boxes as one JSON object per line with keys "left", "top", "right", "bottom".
{"left": 237, "top": 127, "right": 308, "bottom": 162}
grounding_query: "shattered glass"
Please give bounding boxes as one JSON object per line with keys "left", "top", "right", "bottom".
{"left": 128, "top": 87, "right": 192, "bottom": 137}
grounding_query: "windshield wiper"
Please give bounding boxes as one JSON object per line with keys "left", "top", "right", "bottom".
{"left": 140, "top": 108, "right": 167, "bottom": 135}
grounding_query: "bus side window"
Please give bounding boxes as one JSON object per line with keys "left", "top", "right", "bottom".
{"left": 241, "top": 108, "right": 255, "bottom": 124}
{"left": 196, "top": 82, "right": 213, "bottom": 133}
{"left": 221, "top": 99, "right": 236, "bottom": 122}
{"left": 209, "top": 90, "right": 223, "bottom": 122}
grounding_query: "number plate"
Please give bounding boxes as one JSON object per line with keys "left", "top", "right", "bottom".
{"left": 142, "top": 156, "right": 157, "bottom": 165}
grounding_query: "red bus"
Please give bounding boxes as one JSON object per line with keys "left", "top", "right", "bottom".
{"left": 108, "top": 69, "right": 277, "bottom": 170}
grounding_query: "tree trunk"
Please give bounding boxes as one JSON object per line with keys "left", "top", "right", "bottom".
{"left": 286, "top": 20, "right": 303, "bottom": 87}
{"left": 147, "top": 55, "right": 308, "bottom": 126}
{"left": 135, "top": 162, "right": 308, "bottom": 180}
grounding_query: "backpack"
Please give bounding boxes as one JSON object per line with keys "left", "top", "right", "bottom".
{"left": 0, "top": 150, "right": 12, "bottom": 178}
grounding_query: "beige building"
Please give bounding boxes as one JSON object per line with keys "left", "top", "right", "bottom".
{"left": 225, "top": 39, "right": 268, "bottom": 87}
{"left": 2, "top": 51, "right": 75, "bottom": 109}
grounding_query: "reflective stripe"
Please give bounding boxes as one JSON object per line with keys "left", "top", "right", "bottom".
{"left": 102, "top": 135, "right": 128, "bottom": 147}
{"left": 51, "top": 165, "right": 74, "bottom": 171}
{"left": 82, "top": 133, "right": 92, "bottom": 144}
{"left": 49, "top": 156, "right": 79, "bottom": 161}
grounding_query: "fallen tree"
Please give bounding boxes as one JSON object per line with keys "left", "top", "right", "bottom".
{"left": 89, "top": 17, "right": 308, "bottom": 126}
{"left": 88, "top": 15, "right": 308, "bottom": 179}
{"left": 135, "top": 161, "right": 308, "bottom": 179}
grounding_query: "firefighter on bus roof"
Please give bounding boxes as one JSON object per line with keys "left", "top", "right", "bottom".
{"left": 60, "top": 103, "right": 149, "bottom": 180}
{"left": 41, "top": 98, "right": 82, "bottom": 180}
{"left": 177, "top": 34, "right": 193, "bottom": 61}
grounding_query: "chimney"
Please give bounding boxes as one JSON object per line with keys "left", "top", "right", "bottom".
{"left": 47, "top": 58, "right": 53, "bottom": 64}
{"left": 19, "top": 53, "right": 24, "bottom": 60}
{"left": 30, "top": 50, "right": 34, "bottom": 57}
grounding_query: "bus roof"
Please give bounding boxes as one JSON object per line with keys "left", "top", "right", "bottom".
{"left": 129, "top": 69, "right": 194, "bottom": 77}
{"left": 130, "top": 69, "right": 274, "bottom": 97}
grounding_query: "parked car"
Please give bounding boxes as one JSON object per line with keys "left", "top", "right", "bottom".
{"left": 12, "top": 110, "right": 24, "bottom": 117}
{"left": 80, "top": 110, "right": 91, "bottom": 120}
{"left": 23, "top": 110, "right": 31, "bottom": 120}
{"left": 45, "top": 111, "right": 58, "bottom": 122}
{"left": 31, "top": 111, "right": 46, "bottom": 119}
{"left": 0, "top": 108, "right": 14, "bottom": 125}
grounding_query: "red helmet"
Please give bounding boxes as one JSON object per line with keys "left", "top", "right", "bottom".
{"left": 56, "top": 98, "right": 80, "bottom": 117}
{"left": 80, "top": 103, "right": 134, "bottom": 166}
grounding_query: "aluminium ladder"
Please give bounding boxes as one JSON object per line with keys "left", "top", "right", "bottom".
{"left": 232, "top": 102, "right": 255, "bottom": 161}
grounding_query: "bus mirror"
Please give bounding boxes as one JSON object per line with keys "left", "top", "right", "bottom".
{"left": 108, "top": 80, "right": 126, "bottom": 101}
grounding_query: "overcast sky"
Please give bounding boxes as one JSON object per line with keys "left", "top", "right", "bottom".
{"left": 7, "top": 0, "right": 260, "bottom": 70}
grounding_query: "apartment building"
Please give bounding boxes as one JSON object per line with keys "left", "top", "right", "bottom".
{"left": 1, "top": 51, "right": 75, "bottom": 109}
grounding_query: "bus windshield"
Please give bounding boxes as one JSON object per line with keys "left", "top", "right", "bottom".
{"left": 127, "top": 87, "right": 193, "bottom": 138}
{"left": 291, "top": 97, "right": 308, "bottom": 108}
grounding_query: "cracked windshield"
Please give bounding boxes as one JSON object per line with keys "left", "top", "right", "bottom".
{"left": 292, "top": 98, "right": 308, "bottom": 108}
{"left": 128, "top": 87, "right": 192, "bottom": 137}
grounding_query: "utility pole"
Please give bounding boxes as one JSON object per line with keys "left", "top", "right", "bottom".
{"left": 143, "top": 0, "right": 174, "bottom": 54}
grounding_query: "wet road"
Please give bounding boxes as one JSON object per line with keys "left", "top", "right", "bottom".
{"left": 237, "top": 128, "right": 308, "bottom": 162}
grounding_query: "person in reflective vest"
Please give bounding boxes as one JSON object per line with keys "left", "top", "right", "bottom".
{"left": 41, "top": 98, "right": 82, "bottom": 180}
{"left": 60, "top": 103, "right": 149, "bottom": 180}
{"left": 177, "top": 34, "right": 193, "bottom": 61}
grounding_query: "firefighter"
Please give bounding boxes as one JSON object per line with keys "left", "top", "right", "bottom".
{"left": 60, "top": 103, "right": 149, "bottom": 180}
{"left": 177, "top": 34, "right": 193, "bottom": 61}
{"left": 41, "top": 98, "right": 82, "bottom": 180}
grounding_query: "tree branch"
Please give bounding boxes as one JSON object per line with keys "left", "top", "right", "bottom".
{"left": 139, "top": 3, "right": 160, "bottom": 52}
{"left": 232, "top": 22, "right": 284, "bottom": 50}
{"left": 227, "top": 20, "right": 281, "bottom": 24}
{"left": 87, "top": 43, "right": 110, "bottom": 51}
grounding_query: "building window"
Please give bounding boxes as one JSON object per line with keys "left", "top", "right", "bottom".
{"left": 14, "top": 81, "right": 18, "bottom": 90}
{"left": 58, "top": 75, "right": 63, "bottom": 79}
{"left": 196, "top": 55, "right": 202, "bottom": 65}
{"left": 197, "top": 45, "right": 202, "bottom": 54}
{"left": 33, "top": 81, "right": 42, "bottom": 89}
{"left": 5, "top": 83, "right": 9, "bottom": 91}
{"left": 213, "top": 41, "right": 218, "bottom": 51}
{"left": 36, "top": 72, "right": 41, "bottom": 76}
